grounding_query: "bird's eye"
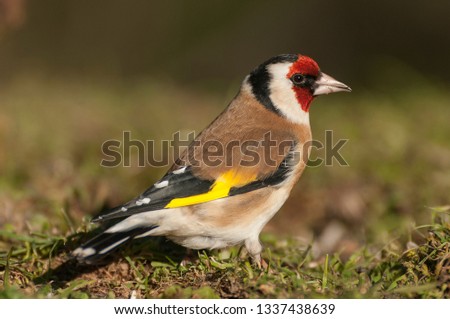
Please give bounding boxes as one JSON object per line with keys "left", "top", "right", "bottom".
{"left": 291, "top": 73, "right": 305, "bottom": 86}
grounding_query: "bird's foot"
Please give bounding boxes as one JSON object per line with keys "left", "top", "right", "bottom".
{"left": 179, "top": 248, "right": 195, "bottom": 267}
{"left": 253, "top": 255, "right": 273, "bottom": 273}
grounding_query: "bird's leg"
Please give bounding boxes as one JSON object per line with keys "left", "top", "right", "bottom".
{"left": 180, "top": 248, "right": 195, "bottom": 267}
{"left": 244, "top": 237, "right": 268, "bottom": 269}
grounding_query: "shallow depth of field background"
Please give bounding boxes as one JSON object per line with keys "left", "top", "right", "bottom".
{"left": 0, "top": 0, "right": 449, "bottom": 298}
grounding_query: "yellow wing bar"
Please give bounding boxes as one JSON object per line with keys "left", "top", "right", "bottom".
{"left": 165, "top": 170, "right": 256, "bottom": 208}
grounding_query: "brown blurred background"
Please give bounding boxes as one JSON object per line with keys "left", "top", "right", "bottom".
{"left": 1, "top": 0, "right": 450, "bottom": 86}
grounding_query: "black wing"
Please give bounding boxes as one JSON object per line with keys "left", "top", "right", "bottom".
{"left": 94, "top": 147, "right": 297, "bottom": 222}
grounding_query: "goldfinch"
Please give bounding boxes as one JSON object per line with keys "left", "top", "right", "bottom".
{"left": 73, "top": 54, "right": 351, "bottom": 266}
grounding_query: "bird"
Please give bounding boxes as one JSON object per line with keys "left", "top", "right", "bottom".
{"left": 72, "top": 54, "right": 351, "bottom": 267}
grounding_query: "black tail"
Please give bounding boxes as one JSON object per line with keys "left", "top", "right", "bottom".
{"left": 72, "top": 226, "right": 156, "bottom": 264}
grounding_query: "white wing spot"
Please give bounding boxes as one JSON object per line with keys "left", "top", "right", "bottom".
{"left": 154, "top": 180, "right": 169, "bottom": 189}
{"left": 172, "top": 166, "right": 187, "bottom": 174}
{"left": 121, "top": 207, "right": 128, "bottom": 212}
{"left": 136, "top": 197, "right": 151, "bottom": 206}
{"left": 73, "top": 247, "right": 96, "bottom": 258}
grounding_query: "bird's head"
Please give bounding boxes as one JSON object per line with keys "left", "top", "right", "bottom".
{"left": 245, "top": 54, "right": 351, "bottom": 123}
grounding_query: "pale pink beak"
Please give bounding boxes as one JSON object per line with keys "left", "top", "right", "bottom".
{"left": 313, "top": 72, "right": 351, "bottom": 96}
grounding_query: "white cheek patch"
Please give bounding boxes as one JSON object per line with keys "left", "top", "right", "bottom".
{"left": 267, "top": 63, "right": 310, "bottom": 125}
